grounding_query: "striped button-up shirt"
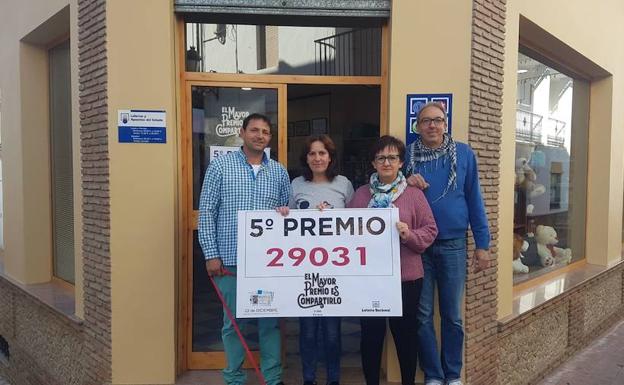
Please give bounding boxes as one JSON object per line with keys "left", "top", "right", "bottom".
{"left": 198, "top": 149, "right": 291, "bottom": 266}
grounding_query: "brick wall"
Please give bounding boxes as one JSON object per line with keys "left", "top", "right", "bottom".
{"left": 78, "top": 0, "right": 111, "bottom": 383}
{"left": 465, "top": 0, "right": 506, "bottom": 384}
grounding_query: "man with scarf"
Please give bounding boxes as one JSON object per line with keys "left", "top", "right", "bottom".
{"left": 405, "top": 102, "right": 490, "bottom": 385}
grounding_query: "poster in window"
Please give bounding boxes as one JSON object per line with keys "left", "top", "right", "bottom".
{"left": 294, "top": 120, "right": 311, "bottom": 137}
{"left": 311, "top": 118, "right": 328, "bottom": 135}
{"left": 405, "top": 93, "right": 453, "bottom": 146}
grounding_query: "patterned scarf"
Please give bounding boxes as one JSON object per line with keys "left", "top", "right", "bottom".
{"left": 407, "top": 133, "right": 457, "bottom": 202}
{"left": 368, "top": 171, "right": 407, "bottom": 208}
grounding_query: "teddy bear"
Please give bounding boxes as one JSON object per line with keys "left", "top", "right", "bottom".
{"left": 515, "top": 157, "right": 546, "bottom": 199}
{"left": 512, "top": 233, "right": 529, "bottom": 273}
{"left": 521, "top": 225, "right": 572, "bottom": 267}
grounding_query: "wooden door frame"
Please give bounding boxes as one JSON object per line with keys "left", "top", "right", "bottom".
{"left": 182, "top": 80, "right": 286, "bottom": 370}
{"left": 176, "top": 16, "right": 390, "bottom": 373}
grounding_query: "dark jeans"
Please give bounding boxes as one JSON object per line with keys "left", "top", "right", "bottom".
{"left": 299, "top": 316, "right": 342, "bottom": 383}
{"left": 416, "top": 237, "right": 467, "bottom": 383}
{"left": 360, "top": 279, "right": 423, "bottom": 385}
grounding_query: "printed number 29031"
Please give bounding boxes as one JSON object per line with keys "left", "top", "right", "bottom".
{"left": 266, "top": 246, "right": 367, "bottom": 267}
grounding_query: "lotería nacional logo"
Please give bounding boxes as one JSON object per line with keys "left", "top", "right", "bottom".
{"left": 361, "top": 299, "right": 391, "bottom": 313}
{"left": 249, "top": 289, "right": 274, "bottom": 306}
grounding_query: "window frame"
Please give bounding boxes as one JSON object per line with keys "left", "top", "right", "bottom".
{"left": 512, "top": 46, "right": 590, "bottom": 287}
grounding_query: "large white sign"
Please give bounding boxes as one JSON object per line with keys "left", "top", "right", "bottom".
{"left": 236, "top": 208, "right": 402, "bottom": 318}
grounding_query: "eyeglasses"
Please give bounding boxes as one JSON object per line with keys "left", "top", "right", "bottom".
{"left": 419, "top": 117, "right": 446, "bottom": 126}
{"left": 374, "top": 154, "right": 401, "bottom": 165}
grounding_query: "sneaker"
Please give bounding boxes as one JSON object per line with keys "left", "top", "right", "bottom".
{"left": 425, "top": 381, "right": 444, "bottom": 385}
{"left": 447, "top": 380, "right": 463, "bottom": 385}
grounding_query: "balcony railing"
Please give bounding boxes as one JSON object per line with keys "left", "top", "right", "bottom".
{"left": 516, "top": 109, "right": 543, "bottom": 143}
{"left": 314, "top": 28, "right": 381, "bottom": 76}
{"left": 547, "top": 135, "right": 565, "bottom": 147}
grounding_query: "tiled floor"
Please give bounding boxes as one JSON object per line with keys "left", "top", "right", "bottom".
{"left": 176, "top": 366, "right": 373, "bottom": 385}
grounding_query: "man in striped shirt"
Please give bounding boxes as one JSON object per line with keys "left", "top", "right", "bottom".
{"left": 199, "top": 113, "right": 291, "bottom": 385}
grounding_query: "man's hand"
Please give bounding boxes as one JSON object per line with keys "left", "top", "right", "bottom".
{"left": 206, "top": 258, "right": 224, "bottom": 276}
{"left": 473, "top": 249, "right": 489, "bottom": 273}
{"left": 407, "top": 173, "right": 430, "bottom": 190}
{"left": 276, "top": 206, "right": 290, "bottom": 216}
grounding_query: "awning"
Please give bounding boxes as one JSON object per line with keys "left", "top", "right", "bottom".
{"left": 174, "top": 0, "right": 391, "bottom": 18}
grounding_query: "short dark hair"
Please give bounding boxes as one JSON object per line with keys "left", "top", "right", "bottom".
{"left": 369, "top": 135, "right": 406, "bottom": 162}
{"left": 242, "top": 113, "right": 272, "bottom": 130}
{"left": 300, "top": 135, "right": 338, "bottom": 182}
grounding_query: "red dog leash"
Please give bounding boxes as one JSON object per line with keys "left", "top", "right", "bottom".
{"left": 208, "top": 269, "right": 267, "bottom": 385}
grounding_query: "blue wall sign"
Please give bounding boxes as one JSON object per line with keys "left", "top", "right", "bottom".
{"left": 118, "top": 109, "right": 166, "bottom": 143}
{"left": 405, "top": 93, "right": 453, "bottom": 146}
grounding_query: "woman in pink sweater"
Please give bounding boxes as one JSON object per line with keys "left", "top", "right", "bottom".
{"left": 348, "top": 135, "right": 437, "bottom": 385}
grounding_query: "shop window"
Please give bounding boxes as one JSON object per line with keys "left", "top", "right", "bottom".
{"left": 185, "top": 22, "right": 381, "bottom": 76}
{"left": 49, "top": 40, "right": 74, "bottom": 284}
{"left": 513, "top": 51, "right": 588, "bottom": 285}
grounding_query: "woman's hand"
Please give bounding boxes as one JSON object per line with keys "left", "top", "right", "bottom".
{"left": 396, "top": 221, "right": 411, "bottom": 241}
{"left": 407, "top": 173, "right": 430, "bottom": 190}
{"left": 276, "top": 206, "right": 290, "bottom": 216}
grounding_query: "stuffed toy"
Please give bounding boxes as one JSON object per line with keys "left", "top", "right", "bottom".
{"left": 515, "top": 157, "right": 546, "bottom": 199}
{"left": 512, "top": 233, "right": 529, "bottom": 273}
{"left": 522, "top": 225, "right": 572, "bottom": 267}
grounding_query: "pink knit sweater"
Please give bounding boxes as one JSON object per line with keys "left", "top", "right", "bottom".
{"left": 347, "top": 185, "right": 438, "bottom": 281}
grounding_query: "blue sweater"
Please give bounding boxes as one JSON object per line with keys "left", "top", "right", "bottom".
{"left": 405, "top": 142, "right": 490, "bottom": 249}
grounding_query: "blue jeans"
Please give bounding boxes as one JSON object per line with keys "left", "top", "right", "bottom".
{"left": 416, "top": 238, "right": 467, "bottom": 383}
{"left": 214, "top": 267, "right": 282, "bottom": 385}
{"left": 299, "top": 317, "right": 341, "bottom": 383}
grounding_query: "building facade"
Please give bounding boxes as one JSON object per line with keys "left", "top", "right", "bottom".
{"left": 0, "top": 0, "right": 623, "bottom": 384}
